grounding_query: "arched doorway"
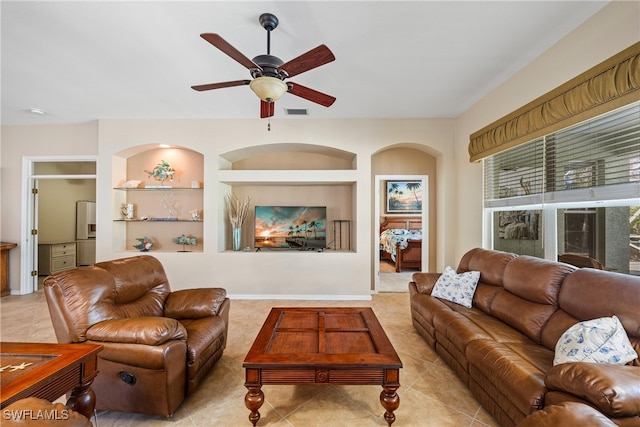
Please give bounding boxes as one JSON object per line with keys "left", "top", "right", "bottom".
{"left": 372, "top": 146, "right": 437, "bottom": 292}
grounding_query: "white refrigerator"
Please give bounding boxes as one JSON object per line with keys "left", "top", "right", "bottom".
{"left": 76, "top": 201, "right": 96, "bottom": 266}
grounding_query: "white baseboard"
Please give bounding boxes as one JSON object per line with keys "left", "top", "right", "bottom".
{"left": 227, "top": 294, "right": 372, "bottom": 301}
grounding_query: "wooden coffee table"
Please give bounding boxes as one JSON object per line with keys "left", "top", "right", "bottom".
{"left": 1, "top": 342, "right": 102, "bottom": 419}
{"left": 243, "top": 307, "right": 402, "bottom": 426}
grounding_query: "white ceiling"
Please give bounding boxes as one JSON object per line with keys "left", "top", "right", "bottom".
{"left": 1, "top": 1, "right": 609, "bottom": 126}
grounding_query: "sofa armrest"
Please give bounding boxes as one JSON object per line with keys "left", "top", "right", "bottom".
{"left": 86, "top": 317, "right": 187, "bottom": 346}
{"left": 3, "top": 397, "right": 92, "bottom": 427}
{"left": 164, "top": 288, "right": 227, "bottom": 319}
{"left": 545, "top": 362, "right": 640, "bottom": 417}
{"left": 411, "top": 272, "right": 441, "bottom": 294}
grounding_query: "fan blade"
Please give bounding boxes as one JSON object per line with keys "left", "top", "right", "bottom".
{"left": 278, "top": 45, "right": 335, "bottom": 78}
{"left": 260, "top": 101, "right": 275, "bottom": 118}
{"left": 287, "top": 82, "right": 336, "bottom": 107}
{"left": 200, "top": 33, "right": 261, "bottom": 70}
{"left": 191, "top": 80, "right": 251, "bottom": 91}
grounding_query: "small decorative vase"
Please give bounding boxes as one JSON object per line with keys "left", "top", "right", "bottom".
{"left": 233, "top": 227, "right": 242, "bottom": 251}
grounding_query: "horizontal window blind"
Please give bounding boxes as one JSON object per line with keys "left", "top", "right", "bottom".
{"left": 484, "top": 138, "right": 544, "bottom": 202}
{"left": 485, "top": 102, "right": 640, "bottom": 207}
{"left": 546, "top": 102, "right": 640, "bottom": 193}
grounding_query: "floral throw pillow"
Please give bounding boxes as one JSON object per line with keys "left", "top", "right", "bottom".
{"left": 431, "top": 266, "right": 481, "bottom": 308}
{"left": 554, "top": 315, "right": 638, "bottom": 366}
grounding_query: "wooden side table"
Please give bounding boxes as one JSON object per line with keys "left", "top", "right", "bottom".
{"left": 0, "top": 242, "right": 18, "bottom": 297}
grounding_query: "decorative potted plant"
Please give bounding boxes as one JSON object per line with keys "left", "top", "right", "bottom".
{"left": 173, "top": 234, "right": 197, "bottom": 252}
{"left": 224, "top": 193, "right": 251, "bottom": 251}
{"left": 144, "top": 160, "right": 175, "bottom": 187}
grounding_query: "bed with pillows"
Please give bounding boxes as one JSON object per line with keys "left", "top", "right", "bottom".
{"left": 409, "top": 247, "right": 640, "bottom": 427}
{"left": 379, "top": 216, "right": 422, "bottom": 272}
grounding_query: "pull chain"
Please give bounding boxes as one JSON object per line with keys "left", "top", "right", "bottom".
{"left": 268, "top": 118, "right": 271, "bottom": 131}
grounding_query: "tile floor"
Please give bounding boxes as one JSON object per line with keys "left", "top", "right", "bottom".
{"left": 378, "top": 260, "right": 417, "bottom": 293}
{"left": 0, "top": 289, "right": 499, "bottom": 427}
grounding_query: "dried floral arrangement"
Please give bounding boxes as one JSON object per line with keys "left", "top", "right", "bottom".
{"left": 224, "top": 193, "right": 251, "bottom": 228}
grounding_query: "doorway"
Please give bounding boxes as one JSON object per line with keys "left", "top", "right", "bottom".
{"left": 374, "top": 175, "right": 428, "bottom": 292}
{"left": 21, "top": 157, "right": 97, "bottom": 294}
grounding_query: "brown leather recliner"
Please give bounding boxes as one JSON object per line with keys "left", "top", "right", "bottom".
{"left": 43, "top": 255, "right": 230, "bottom": 417}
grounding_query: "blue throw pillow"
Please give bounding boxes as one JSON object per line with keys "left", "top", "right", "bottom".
{"left": 431, "top": 266, "right": 480, "bottom": 308}
{"left": 554, "top": 315, "right": 638, "bottom": 365}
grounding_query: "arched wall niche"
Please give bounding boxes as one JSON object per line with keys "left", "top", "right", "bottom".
{"left": 113, "top": 144, "right": 204, "bottom": 188}
{"left": 371, "top": 142, "right": 442, "bottom": 159}
{"left": 217, "top": 142, "right": 357, "bottom": 253}
{"left": 114, "top": 143, "right": 203, "bottom": 158}
{"left": 220, "top": 143, "right": 356, "bottom": 170}
{"left": 372, "top": 144, "right": 438, "bottom": 275}
{"left": 110, "top": 144, "right": 204, "bottom": 252}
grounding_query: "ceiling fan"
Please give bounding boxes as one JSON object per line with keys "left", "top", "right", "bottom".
{"left": 191, "top": 13, "right": 336, "bottom": 118}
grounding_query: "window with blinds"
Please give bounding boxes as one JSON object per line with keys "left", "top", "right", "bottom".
{"left": 485, "top": 101, "right": 640, "bottom": 207}
{"left": 484, "top": 138, "right": 544, "bottom": 206}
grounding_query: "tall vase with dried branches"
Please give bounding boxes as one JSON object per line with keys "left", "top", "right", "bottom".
{"left": 225, "top": 193, "right": 251, "bottom": 251}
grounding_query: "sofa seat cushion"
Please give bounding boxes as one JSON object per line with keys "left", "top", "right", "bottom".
{"left": 467, "top": 339, "right": 554, "bottom": 415}
{"left": 515, "top": 402, "right": 617, "bottom": 427}
{"left": 545, "top": 362, "right": 640, "bottom": 417}
{"left": 433, "top": 305, "right": 531, "bottom": 350}
{"left": 180, "top": 316, "right": 227, "bottom": 379}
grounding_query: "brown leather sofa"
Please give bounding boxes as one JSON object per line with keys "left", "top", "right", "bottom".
{"left": 44, "top": 255, "right": 230, "bottom": 417}
{"left": 409, "top": 248, "right": 640, "bottom": 427}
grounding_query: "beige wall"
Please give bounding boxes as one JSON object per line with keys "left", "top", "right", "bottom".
{"left": 95, "top": 118, "right": 454, "bottom": 297}
{"left": 1, "top": 122, "right": 99, "bottom": 292}
{"left": 453, "top": 1, "right": 640, "bottom": 262}
{"left": 2, "top": 2, "right": 638, "bottom": 296}
{"left": 38, "top": 179, "right": 96, "bottom": 243}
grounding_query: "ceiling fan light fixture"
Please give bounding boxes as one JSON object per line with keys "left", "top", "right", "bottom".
{"left": 249, "top": 76, "right": 287, "bottom": 102}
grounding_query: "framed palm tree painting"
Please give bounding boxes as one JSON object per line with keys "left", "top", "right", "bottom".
{"left": 386, "top": 180, "right": 422, "bottom": 213}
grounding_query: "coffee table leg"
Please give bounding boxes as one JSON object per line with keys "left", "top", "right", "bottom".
{"left": 66, "top": 381, "right": 96, "bottom": 420}
{"left": 244, "top": 385, "right": 264, "bottom": 426}
{"left": 380, "top": 385, "right": 400, "bottom": 426}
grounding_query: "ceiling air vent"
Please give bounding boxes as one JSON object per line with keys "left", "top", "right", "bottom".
{"left": 285, "top": 108, "right": 308, "bottom": 116}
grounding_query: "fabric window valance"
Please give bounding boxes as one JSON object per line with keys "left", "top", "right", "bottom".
{"left": 469, "top": 42, "right": 640, "bottom": 162}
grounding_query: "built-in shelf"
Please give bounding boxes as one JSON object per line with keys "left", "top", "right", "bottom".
{"left": 112, "top": 147, "right": 204, "bottom": 252}
{"left": 113, "top": 219, "right": 202, "bottom": 222}
{"left": 113, "top": 187, "right": 203, "bottom": 191}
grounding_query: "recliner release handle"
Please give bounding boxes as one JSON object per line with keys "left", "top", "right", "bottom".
{"left": 119, "top": 371, "right": 136, "bottom": 386}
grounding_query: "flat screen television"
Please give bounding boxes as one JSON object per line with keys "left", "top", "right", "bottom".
{"left": 254, "top": 206, "right": 327, "bottom": 249}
